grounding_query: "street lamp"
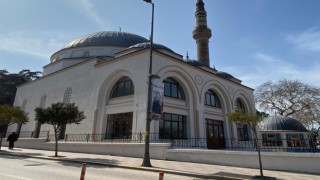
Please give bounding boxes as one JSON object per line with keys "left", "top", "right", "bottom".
{"left": 142, "top": 0, "right": 155, "bottom": 167}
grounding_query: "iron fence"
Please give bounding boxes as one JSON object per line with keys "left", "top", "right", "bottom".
{"left": 3, "top": 131, "right": 50, "bottom": 139}
{"left": 171, "top": 138, "right": 320, "bottom": 152}
{"left": 27, "top": 132, "right": 320, "bottom": 153}
{"left": 47, "top": 133, "right": 173, "bottom": 143}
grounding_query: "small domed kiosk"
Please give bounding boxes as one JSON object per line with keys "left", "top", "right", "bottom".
{"left": 259, "top": 115, "right": 312, "bottom": 152}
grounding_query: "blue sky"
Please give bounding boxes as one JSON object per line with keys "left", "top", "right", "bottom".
{"left": 1, "top": 0, "right": 320, "bottom": 89}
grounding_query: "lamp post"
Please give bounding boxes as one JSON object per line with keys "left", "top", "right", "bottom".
{"left": 142, "top": 0, "right": 155, "bottom": 167}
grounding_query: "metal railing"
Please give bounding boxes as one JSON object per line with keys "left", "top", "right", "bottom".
{"left": 3, "top": 131, "right": 50, "bottom": 139}
{"left": 171, "top": 138, "right": 320, "bottom": 152}
{"left": 47, "top": 133, "right": 173, "bottom": 143}
{"left": 25, "top": 132, "right": 320, "bottom": 153}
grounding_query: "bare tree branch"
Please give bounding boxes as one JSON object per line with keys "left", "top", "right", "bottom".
{"left": 255, "top": 79, "right": 320, "bottom": 127}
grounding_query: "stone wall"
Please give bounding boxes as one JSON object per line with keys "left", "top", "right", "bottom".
{"left": 2, "top": 138, "right": 170, "bottom": 159}
{"left": 2, "top": 139, "right": 319, "bottom": 174}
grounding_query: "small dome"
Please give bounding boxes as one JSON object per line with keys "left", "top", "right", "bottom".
{"left": 128, "top": 42, "right": 174, "bottom": 53}
{"left": 186, "top": 59, "right": 207, "bottom": 66}
{"left": 217, "top": 71, "right": 234, "bottom": 79}
{"left": 259, "top": 115, "right": 309, "bottom": 132}
{"left": 62, "top": 31, "right": 148, "bottom": 50}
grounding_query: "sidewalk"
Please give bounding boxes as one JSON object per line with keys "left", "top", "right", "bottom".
{"left": 0, "top": 147, "right": 319, "bottom": 180}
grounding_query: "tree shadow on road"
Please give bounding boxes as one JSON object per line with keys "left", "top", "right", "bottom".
{"left": 56, "top": 157, "right": 120, "bottom": 169}
{"left": 0, "top": 150, "right": 44, "bottom": 158}
{"left": 213, "top": 172, "right": 279, "bottom": 180}
{"left": 1, "top": 150, "right": 120, "bottom": 169}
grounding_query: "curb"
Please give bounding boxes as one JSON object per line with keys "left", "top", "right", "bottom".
{"left": 0, "top": 151, "right": 246, "bottom": 180}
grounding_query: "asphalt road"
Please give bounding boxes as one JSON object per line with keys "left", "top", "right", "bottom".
{"left": 0, "top": 155, "right": 196, "bottom": 180}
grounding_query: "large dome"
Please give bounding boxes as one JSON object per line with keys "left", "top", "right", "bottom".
{"left": 62, "top": 31, "right": 148, "bottom": 50}
{"left": 259, "top": 115, "right": 309, "bottom": 132}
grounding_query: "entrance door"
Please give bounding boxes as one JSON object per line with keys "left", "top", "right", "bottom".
{"left": 206, "top": 119, "right": 225, "bottom": 149}
{"left": 106, "top": 112, "right": 133, "bottom": 139}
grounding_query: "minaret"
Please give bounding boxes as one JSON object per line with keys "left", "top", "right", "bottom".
{"left": 193, "top": 0, "right": 212, "bottom": 66}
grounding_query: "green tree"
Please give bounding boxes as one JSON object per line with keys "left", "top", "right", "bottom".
{"left": 34, "top": 102, "right": 85, "bottom": 157}
{"left": 18, "top": 69, "right": 42, "bottom": 82}
{"left": 0, "top": 69, "right": 42, "bottom": 105}
{"left": 228, "top": 110, "right": 264, "bottom": 177}
{"left": 0, "top": 104, "right": 28, "bottom": 150}
{"left": 0, "top": 69, "right": 41, "bottom": 136}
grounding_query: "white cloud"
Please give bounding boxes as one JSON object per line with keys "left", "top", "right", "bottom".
{"left": 286, "top": 28, "right": 320, "bottom": 52}
{"left": 77, "top": 0, "right": 107, "bottom": 29}
{"left": 225, "top": 53, "right": 320, "bottom": 89}
{"left": 0, "top": 31, "right": 65, "bottom": 59}
{"left": 254, "top": 53, "right": 278, "bottom": 63}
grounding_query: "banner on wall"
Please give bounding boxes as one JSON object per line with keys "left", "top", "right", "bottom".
{"left": 151, "top": 79, "right": 164, "bottom": 120}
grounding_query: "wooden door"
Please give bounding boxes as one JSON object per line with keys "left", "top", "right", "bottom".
{"left": 206, "top": 119, "right": 225, "bottom": 149}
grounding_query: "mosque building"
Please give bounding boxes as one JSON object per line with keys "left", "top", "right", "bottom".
{"left": 8, "top": 0, "right": 255, "bottom": 149}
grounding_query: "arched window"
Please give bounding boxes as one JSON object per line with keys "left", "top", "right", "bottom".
{"left": 40, "top": 95, "right": 46, "bottom": 108}
{"left": 235, "top": 98, "right": 249, "bottom": 141}
{"left": 17, "top": 99, "right": 27, "bottom": 134}
{"left": 60, "top": 88, "right": 72, "bottom": 140}
{"left": 205, "top": 90, "right": 221, "bottom": 108}
{"left": 22, "top": 99, "right": 27, "bottom": 111}
{"left": 34, "top": 95, "right": 47, "bottom": 138}
{"left": 110, "top": 76, "right": 134, "bottom": 98}
{"left": 82, "top": 50, "right": 90, "bottom": 57}
{"left": 63, "top": 88, "right": 72, "bottom": 104}
{"left": 235, "top": 98, "right": 245, "bottom": 111}
{"left": 163, "top": 77, "right": 185, "bottom": 100}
